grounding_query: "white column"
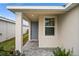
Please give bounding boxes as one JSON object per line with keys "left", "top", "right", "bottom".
{"left": 28, "top": 21, "right": 31, "bottom": 41}
{"left": 15, "top": 12, "right": 23, "bottom": 52}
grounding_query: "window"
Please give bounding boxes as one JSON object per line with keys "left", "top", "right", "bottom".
{"left": 45, "top": 17, "right": 55, "bottom": 35}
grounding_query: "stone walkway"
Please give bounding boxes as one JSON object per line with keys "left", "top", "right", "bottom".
{"left": 22, "top": 41, "right": 53, "bottom": 56}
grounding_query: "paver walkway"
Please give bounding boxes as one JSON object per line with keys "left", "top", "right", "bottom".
{"left": 22, "top": 41, "right": 53, "bottom": 56}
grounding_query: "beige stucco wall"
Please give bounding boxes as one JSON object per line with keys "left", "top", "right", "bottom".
{"left": 39, "top": 16, "right": 60, "bottom": 48}
{"left": 58, "top": 5, "right": 79, "bottom": 55}
{"left": 38, "top": 5, "right": 79, "bottom": 55}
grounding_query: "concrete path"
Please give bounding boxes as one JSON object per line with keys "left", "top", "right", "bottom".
{"left": 22, "top": 41, "right": 53, "bottom": 56}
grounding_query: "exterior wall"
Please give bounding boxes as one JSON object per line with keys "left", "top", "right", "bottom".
{"left": 0, "top": 20, "right": 15, "bottom": 42}
{"left": 31, "top": 22, "right": 38, "bottom": 41}
{"left": 39, "top": 16, "right": 60, "bottom": 48}
{"left": 58, "top": 6, "right": 79, "bottom": 55}
{"left": 23, "top": 26, "right": 29, "bottom": 34}
{"left": 0, "top": 19, "right": 28, "bottom": 42}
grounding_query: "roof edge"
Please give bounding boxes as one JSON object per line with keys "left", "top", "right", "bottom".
{"left": 7, "top": 3, "right": 78, "bottom": 11}
{"left": 65, "top": 3, "right": 78, "bottom": 11}
{"left": 0, "top": 16, "right": 15, "bottom": 24}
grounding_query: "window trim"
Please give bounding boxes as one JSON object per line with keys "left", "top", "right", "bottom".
{"left": 44, "top": 16, "right": 57, "bottom": 36}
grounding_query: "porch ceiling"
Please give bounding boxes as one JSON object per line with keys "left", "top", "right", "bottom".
{"left": 9, "top": 9, "right": 66, "bottom": 21}
{"left": 23, "top": 10, "right": 65, "bottom": 21}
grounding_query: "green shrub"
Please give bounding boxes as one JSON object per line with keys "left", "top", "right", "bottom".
{"left": 53, "top": 47, "right": 73, "bottom": 56}
{"left": 0, "top": 46, "right": 13, "bottom": 56}
{"left": 0, "top": 46, "right": 25, "bottom": 56}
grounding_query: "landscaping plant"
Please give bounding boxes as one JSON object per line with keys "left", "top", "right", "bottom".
{"left": 0, "top": 46, "right": 13, "bottom": 56}
{"left": 53, "top": 47, "right": 73, "bottom": 56}
{"left": 0, "top": 46, "right": 25, "bottom": 56}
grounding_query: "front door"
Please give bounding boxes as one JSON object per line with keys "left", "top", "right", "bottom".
{"left": 31, "top": 22, "right": 38, "bottom": 41}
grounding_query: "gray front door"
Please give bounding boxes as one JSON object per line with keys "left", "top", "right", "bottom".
{"left": 31, "top": 22, "right": 38, "bottom": 41}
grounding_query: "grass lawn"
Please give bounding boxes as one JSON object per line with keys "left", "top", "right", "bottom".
{"left": 0, "top": 33, "right": 28, "bottom": 51}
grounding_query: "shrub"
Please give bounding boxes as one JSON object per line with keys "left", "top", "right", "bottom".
{"left": 0, "top": 46, "right": 25, "bottom": 56}
{"left": 53, "top": 47, "right": 73, "bottom": 56}
{"left": 0, "top": 46, "right": 12, "bottom": 56}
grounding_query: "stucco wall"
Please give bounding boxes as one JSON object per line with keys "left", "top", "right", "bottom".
{"left": 38, "top": 5, "right": 79, "bottom": 55}
{"left": 39, "top": 16, "right": 60, "bottom": 48}
{"left": 58, "top": 6, "right": 79, "bottom": 55}
{"left": 0, "top": 20, "right": 15, "bottom": 42}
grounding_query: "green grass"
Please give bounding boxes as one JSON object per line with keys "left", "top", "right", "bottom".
{"left": 0, "top": 38, "right": 15, "bottom": 51}
{"left": 0, "top": 33, "right": 28, "bottom": 51}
